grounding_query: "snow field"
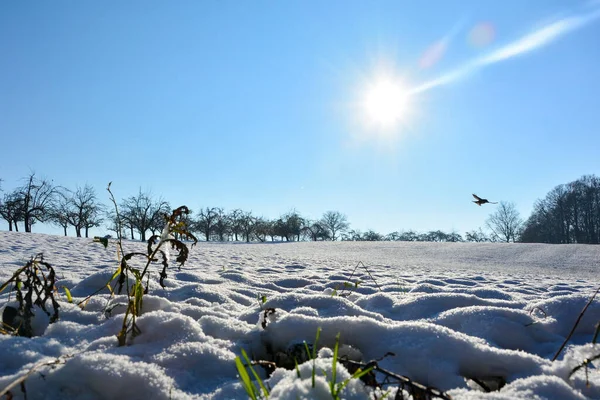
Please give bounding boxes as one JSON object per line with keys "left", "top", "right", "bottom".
{"left": 0, "top": 232, "right": 599, "bottom": 399}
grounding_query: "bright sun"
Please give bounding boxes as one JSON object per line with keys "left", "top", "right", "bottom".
{"left": 363, "top": 76, "right": 410, "bottom": 129}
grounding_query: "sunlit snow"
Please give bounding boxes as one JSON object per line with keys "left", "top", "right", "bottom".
{"left": 0, "top": 232, "right": 599, "bottom": 399}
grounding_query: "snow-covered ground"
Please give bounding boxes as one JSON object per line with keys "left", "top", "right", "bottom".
{"left": 0, "top": 231, "right": 599, "bottom": 399}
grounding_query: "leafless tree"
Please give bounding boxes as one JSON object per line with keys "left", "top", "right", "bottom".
{"left": 51, "top": 185, "right": 105, "bottom": 237}
{"left": 320, "top": 211, "right": 349, "bottom": 241}
{"left": 486, "top": 201, "right": 523, "bottom": 243}
{"left": 120, "top": 190, "right": 170, "bottom": 241}
{"left": 465, "top": 228, "right": 492, "bottom": 242}
{"left": 397, "top": 230, "right": 419, "bottom": 241}
{"left": 0, "top": 191, "right": 26, "bottom": 231}
{"left": 274, "top": 211, "right": 304, "bottom": 241}
{"left": 447, "top": 230, "right": 463, "bottom": 242}
{"left": 253, "top": 217, "right": 270, "bottom": 242}
{"left": 520, "top": 175, "right": 600, "bottom": 244}
{"left": 48, "top": 189, "right": 72, "bottom": 236}
{"left": 15, "top": 173, "right": 58, "bottom": 232}
{"left": 362, "top": 230, "right": 383, "bottom": 241}
{"left": 212, "top": 208, "right": 230, "bottom": 241}
{"left": 342, "top": 229, "right": 363, "bottom": 241}
{"left": 74, "top": 185, "right": 105, "bottom": 238}
{"left": 194, "top": 207, "right": 220, "bottom": 241}
{"left": 238, "top": 211, "right": 256, "bottom": 243}
{"left": 228, "top": 209, "right": 244, "bottom": 241}
{"left": 302, "top": 220, "right": 330, "bottom": 241}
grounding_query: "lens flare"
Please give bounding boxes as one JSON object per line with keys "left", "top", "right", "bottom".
{"left": 419, "top": 40, "right": 447, "bottom": 69}
{"left": 469, "top": 22, "right": 496, "bottom": 47}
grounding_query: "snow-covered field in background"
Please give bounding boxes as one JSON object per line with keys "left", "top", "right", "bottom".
{"left": 0, "top": 231, "right": 599, "bottom": 399}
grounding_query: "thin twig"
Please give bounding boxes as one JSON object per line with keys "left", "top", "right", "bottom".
{"left": 340, "top": 261, "right": 382, "bottom": 297}
{"left": 568, "top": 352, "right": 600, "bottom": 385}
{"left": 553, "top": 285, "right": 600, "bottom": 361}
{"left": 593, "top": 321, "right": 600, "bottom": 344}
{"left": 359, "top": 261, "right": 382, "bottom": 292}
{"left": 0, "top": 356, "right": 72, "bottom": 397}
{"left": 339, "top": 358, "right": 452, "bottom": 400}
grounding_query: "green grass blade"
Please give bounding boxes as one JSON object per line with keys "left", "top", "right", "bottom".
{"left": 241, "top": 348, "right": 269, "bottom": 398}
{"left": 235, "top": 356, "right": 258, "bottom": 400}
{"left": 310, "top": 327, "right": 322, "bottom": 388}
{"left": 294, "top": 358, "right": 301, "bottom": 379}
{"left": 313, "top": 328, "right": 320, "bottom": 359}
{"left": 337, "top": 366, "right": 374, "bottom": 393}
{"left": 303, "top": 341, "right": 316, "bottom": 388}
{"left": 330, "top": 333, "right": 340, "bottom": 394}
{"left": 62, "top": 286, "right": 73, "bottom": 303}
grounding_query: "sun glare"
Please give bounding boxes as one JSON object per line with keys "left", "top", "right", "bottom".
{"left": 363, "top": 76, "right": 410, "bottom": 129}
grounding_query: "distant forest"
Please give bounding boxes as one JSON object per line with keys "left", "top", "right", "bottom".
{"left": 1, "top": 173, "right": 599, "bottom": 244}
{"left": 520, "top": 175, "right": 600, "bottom": 244}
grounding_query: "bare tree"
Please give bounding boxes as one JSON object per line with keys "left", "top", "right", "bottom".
{"left": 521, "top": 175, "right": 600, "bottom": 244}
{"left": 465, "top": 228, "right": 491, "bottom": 242}
{"left": 0, "top": 192, "right": 26, "bottom": 231}
{"left": 303, "top": 220, "right": 330, "bottom": 241}
{"left": 486, "top": 201, "right": 523, "bottom": 243}
{"left": 342, "top": 229, "right": 384, "bottom": 241}
{"left": 228, "top": 209, "right": 244, "bottom": 241}
{"left": 320, "top": 211, "right": 349, "bottom": 241}
{"left": 362, "top": 230, "right": 383, "bottom": 241}
{"left": 194, "top": 207, "right": 220, "bottom": 241}
{"left": 212, "top": 208, "right": 230, "bottom": 241}
{"left": 238, "top": 211, "right": 256, "bottom": 242}
{"left": 74, "top": 185, "right": 105, "bottom": 238}
{"left": 16, "top": 173, "right": 58, "bottom": 232}
{"left": 397, "top": 230, "right": 419, "bottom": 241}
{"left": 120, "top": 190, "right": 170, "bottom": 241}
{"left": 48, "top": 189, "right": 72, "bottom": 236}
{"left": 253, "top": 217, "right": 270, "bottom": 242}
{"left": 107, "top": 208, "right": 134, "bottom": 240}
{"left": 275, "top": 211, "right": 304, "bottom": 242}
{"left": 50, "top": 185, "right": 105, "bottom": 237}
{"left": 447, "top": 230, "right": 463, "bottom": 242}
{"left": 342, "top": 229, "right": 363, "bottom": 241}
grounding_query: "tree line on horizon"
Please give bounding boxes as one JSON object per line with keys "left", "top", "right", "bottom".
{"left": 0, "top": 173, "right": 598, "bottom": 244}
{"left": 519, "top": 175, "right": 600, "bottom": 244}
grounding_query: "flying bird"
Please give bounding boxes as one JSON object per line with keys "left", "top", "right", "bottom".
{"left": 472, "top": 194, "right": 498, "bottom": 206}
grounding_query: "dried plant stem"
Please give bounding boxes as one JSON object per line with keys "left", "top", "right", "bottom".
{"left": 0, "top": 356, "right": 72, "bottom": 398}
{"left": 593, "top": 321, "right": 600, "bottom": 344}
{"left": 552, "top": 285, "right": 600, "bottom": 361}
{"left": 339, "top": 358, "right": 452, "bottom": 400}
{"left": 340, "top": 261, "right": 382, "bottom": 297}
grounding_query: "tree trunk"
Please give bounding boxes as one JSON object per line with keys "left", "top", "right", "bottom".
{"left": 85, "top": 227, "right": 89, "bottom": 238}
{"left": 8, "top": 221, "right": 13, "bottom": 231}
{"left": 63, "top": 227, "right": 67, "bottom": 236}
{"left": 25, "top": 214, "right": 31, "bottom": 232}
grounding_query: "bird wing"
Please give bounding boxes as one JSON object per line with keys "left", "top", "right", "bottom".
{"left": 472, "top": 194, "right": 482, "bottom": 201}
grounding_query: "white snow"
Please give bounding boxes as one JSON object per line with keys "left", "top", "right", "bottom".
{"left": 0, "top": 232, "right": 599, "bottom": 399}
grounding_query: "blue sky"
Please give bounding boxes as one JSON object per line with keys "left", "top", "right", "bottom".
{"left": 1, "top": 1, "right": 600, "bottom": 237}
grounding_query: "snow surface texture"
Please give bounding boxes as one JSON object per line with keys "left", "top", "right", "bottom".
{"left": 0, "top": 231, "right": 599, "bottom": 399}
